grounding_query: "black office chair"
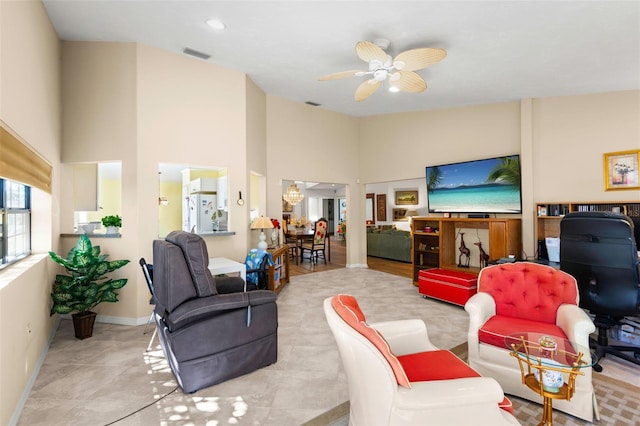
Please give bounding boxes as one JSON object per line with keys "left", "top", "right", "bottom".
{"left": 139, "top": 258, "right": 157, "bottom": 350}
{"left": 560, "top": 211, "right": 640, "bottom": 371}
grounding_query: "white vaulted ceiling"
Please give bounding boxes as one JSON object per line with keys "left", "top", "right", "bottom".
{"left": 42, "top": 1, "right": 640, "bottom": 117}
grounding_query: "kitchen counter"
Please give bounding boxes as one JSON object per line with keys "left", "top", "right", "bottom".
{"left": 197, "top": 231, "right": 236, "bottom": 236}
{"left": 61, "top": 233, "right": 121, "bottom": 238}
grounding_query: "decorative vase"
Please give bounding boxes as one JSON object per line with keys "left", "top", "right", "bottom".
{"left": 533, "top": 359, "right": 564, "bottom": 393}
{"left": 72, "top": 311, "right": 97, "bottom": 339}
{"left": 106, "top": 226, "right": 119, "bottom": 235}
{"left": 271, "top": 229, "right": 279, "bottom": 246}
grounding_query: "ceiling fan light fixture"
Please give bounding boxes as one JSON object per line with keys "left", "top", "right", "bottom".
{"left": 373, "top": 69, "right": 388, "bottom": 81}
{"left": 321, "top": 40, "right": 446, "bottom": 101}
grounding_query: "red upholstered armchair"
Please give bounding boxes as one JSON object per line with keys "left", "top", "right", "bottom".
{"left": 464, "top": 262, "right": 597, "bottom": 421}
{"left": 325, "top": 294, "right": 520, "bottom": 425}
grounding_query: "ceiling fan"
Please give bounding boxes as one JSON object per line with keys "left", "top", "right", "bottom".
{"left": 319, "top": 39, "right": 446, "bottom": 101}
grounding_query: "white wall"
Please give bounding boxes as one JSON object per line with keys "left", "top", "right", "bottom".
{"left": 0, "top": 2, "right": 61, "bottom": 424}
{"left": 366, "top": 178, "right": 427, "bottom": 232}
{"left": 357, "top": 94, "right": 640, "bottom": 254}
{"left": 266, "top": 97, "right": 366, "bottom": 267}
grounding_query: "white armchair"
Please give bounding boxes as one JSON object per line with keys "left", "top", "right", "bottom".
{"left": 465, "top": 262, "right": 597, "bottom": 422}
{"left": 324, "top": 295, "right": 520, "bottom": 426}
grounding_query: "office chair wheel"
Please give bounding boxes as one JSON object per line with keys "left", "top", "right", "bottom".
{"left": 592, "top": 363, "right": 603, "bottom": 372}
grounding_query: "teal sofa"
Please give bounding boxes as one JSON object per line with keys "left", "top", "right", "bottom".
{"left": 366, "top": 227, "right": 412, "bottom": 263}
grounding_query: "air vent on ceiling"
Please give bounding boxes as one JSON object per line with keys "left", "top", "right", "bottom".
{"left": 305, "top": 101, "right": 321, "bottom": 107}
{"left": 183, "top": 48, "right": 211, "bottom": 60}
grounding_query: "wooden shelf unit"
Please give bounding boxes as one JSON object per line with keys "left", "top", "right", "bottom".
{"left": 267, "top": 244, "right": 290, "bottom": 294}
{"left": 411, "top": 217, "right": 522, "bottom": 283}
{"left": 535, "top": 201, "right": 640, "bottom": 242}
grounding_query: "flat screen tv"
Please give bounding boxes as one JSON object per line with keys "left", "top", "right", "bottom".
{"left": 426, "top": 154, "right": 522, "bottom": 214}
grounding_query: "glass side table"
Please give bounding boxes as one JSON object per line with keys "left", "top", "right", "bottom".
{"left": 505, "top": 332, "right": 597, "bottom": 426}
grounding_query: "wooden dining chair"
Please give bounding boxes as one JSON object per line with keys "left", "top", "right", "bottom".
{"left": 282, "top": 220, "right": 298, "bottom": 261}
{"left": 300, "top": 218, "right": 328, "bottom": 264}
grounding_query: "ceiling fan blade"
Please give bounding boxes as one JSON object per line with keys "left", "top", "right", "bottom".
{"left": 392, "top": 71, "right": 427, "bottom": 93}
{"left": 355, "top": 41, "right": 388, "bottom": 63}
{"left": 318, "top": 70, "right": 367, "bottom": 81}
{"left": 393, "top": 48, "right": 446, "bottom": 71}
{"left": 355, "top": 79, "right": 381, "bottom": 101}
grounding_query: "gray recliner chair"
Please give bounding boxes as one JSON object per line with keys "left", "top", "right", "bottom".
{"left": 152, "top": 231, "right": 278, "bottom": 393}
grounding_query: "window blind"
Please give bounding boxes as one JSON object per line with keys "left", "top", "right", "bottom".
{"left": 0, "top": 122, "right": 52, "bottom": 193}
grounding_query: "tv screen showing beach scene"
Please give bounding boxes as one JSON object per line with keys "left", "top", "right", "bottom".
{"left": 426, "top": 155, "right": 522, "bottom": 213}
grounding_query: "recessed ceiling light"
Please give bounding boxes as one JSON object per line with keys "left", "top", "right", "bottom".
{"left": 388, "top": 86, "right": 400, "bottom": 93}
{"left": 206, "top": 18, "right": 226, "bottom": 31}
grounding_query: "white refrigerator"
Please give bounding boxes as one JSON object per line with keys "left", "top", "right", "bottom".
{"left": 185, "top": 192, "right": 217, "bottom": 233}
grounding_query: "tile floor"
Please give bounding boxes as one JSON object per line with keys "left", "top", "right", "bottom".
{"left": 17, "top": 268, "right": 637, "bottom": 425}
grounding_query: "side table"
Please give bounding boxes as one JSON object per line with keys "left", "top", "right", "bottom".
{"left": 267, "top": 245, "right": 290, "bottom": 294}
{"left": 208, "top": 257, "right": 247, "bottom": 281}
{"left": 505, "top": 333, "right": 596, "bottom": 426}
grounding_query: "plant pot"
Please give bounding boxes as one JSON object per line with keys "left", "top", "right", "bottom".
{"left": 72, "top": 311, "right": 97, "bottom": 339}
{"left": 106, "top": 226, "right": 119, "bottom": 234}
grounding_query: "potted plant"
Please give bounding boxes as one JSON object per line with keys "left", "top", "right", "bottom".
{"left": 101, "top": 214, "right": 122, "bottom": 234}
{"left": 49, "top": 235, "right": 130, "bottom": 339}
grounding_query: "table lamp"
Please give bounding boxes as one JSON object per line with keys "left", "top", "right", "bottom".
{"left": 406, "top": 210, "right": 418, "bottom": 225}
{"left": 251, "top": 216, "right": 274, "bottom": 251}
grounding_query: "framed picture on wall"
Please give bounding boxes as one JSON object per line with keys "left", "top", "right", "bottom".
{"left": 392, "top": 208, "right": 408, "bottom": 221}
{"left": 604, "top": 150, "right": 640, "bottom": 190}
{"left": 395, "top": 190, "right": 418, "bottom": 205}
{"left": 376, "top": 194, "right": 387, "bottom": 221}
{"left": 282, "top": 197, "right": 293, "bottom": 212}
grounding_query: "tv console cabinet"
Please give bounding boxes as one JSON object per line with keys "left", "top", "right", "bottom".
{"left": 411, "top": 217, "right": 522, "bottom": 284}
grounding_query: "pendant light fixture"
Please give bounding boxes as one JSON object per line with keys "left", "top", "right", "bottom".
{"left": 283, "top": 183, "right": 304, "bottom": 205}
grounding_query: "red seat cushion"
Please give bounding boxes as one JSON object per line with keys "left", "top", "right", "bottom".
{"left": 331, "top": 294, "right": 513, "bottom": 414}
{"left": 398, "top": 350, "right": 513, "bottom": 414}
{"left": 479, "top": 315, "right": 568, "bottom": 348}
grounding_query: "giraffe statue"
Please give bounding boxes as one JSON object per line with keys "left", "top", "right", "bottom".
{"left": 458, "top": 232, "right": 471, "bottom": 267}
{"left": 474, "top": 241, "right": 490, "bottom": 269}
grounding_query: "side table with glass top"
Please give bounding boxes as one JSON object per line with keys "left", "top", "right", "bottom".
{"left": 505, "top": 332, "right": 597, "bottom": 426}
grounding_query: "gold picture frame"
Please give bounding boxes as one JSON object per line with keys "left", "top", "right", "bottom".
{"left": 376, "top": 194, "right": 387, "bottom": 221}
{"left": 604, "top": 150, "right": 640, "bottom": 191}
{"left": 395, "top": 190, "right": 418, "bottom": 205}
{"left": 392, "top": 208, "right": 408, "bottom": 221}
{"left": 282, "top": 196, "right": 293, "bottom": 212}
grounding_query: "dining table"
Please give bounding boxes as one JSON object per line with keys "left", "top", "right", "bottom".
{"left": 285, "top": 227, "right": 331, "bottom": 264}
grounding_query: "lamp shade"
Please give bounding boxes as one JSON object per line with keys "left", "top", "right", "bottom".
{"left": 251, "top": 216, "right": 274, "bottom": 230}
{"left": 406, "top": 210, "right": 418, "bottom": 217}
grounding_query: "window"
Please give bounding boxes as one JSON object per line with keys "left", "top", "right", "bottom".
{"left": 1, "top": 178, "right": 31, "bottom": 269}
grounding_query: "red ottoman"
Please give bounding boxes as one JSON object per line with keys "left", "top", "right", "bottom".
{"left": 419, "top": 268, "right": 478, "bottom": 306}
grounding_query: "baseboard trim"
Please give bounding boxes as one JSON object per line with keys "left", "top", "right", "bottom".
{"left": 346, "top": 263, "right": 368, "bottom": 269}
{"left": 96, "top": 314, "right": 150, "bottom": 326}
{"left": 57, "top": 313, "right": 150, "bottom": 326}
